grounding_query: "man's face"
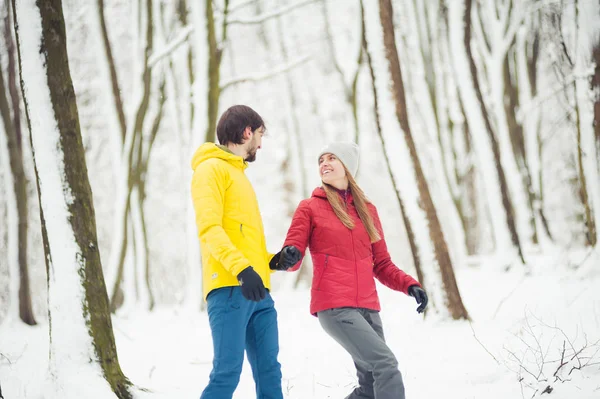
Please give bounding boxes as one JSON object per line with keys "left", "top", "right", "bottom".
{"left": 244, "top": 126, "right": 264, "bottom": 163}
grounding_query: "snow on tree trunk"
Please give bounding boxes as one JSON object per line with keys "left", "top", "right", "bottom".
{"left": 448, "top": 0, "right": 523, "bottom": 267}
{"left": 472, "top": 0, "right": 535, "bottom": 250}
{"left": 0, "top": 71, "right": 20, "bottom": 325}
{"left": 365, "top": 0, "right": 468, "bottom": 320}
{"left": 11, "top": 0, "right": 132, "bottom": 397}
{"left": 515, "top": 23, "right": 553, "bottom": 249}
{"left": 0, "top": 2, "right": 35, "bottom": 326}
{"left": 574, "top": 0, "right": 600, "bottom": 247}
{"left": 183, "top": 0, "right": 209, "bottom": 311}
{"left": 397, "top": 0, "right": 468, "bottom": 269}
{"left": 362, "top": 0, "right": 424, "bottom": 288}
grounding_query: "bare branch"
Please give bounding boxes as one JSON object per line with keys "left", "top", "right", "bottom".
{"left": 500, "top": 1, "right": 525, "bottom": 54}
{"left": 220, "top": 53, "right": 311, "bottom": 90}
{"left": 472, "top": 4, "right": 492, "bottom": 60}
{"left": 148, "top": 25, "right": 194, "bottom": 67}
{"left": 225, "top": 0, "right": 318, "bottom": 25}
{"left": 227, "top": 0, "right": 259, "bottom": 14}
{"left": 552, "top": 341, "right": 568, "bottom": 381}
{"left": 469, "top": 322, "right": 500, "bottom": 364}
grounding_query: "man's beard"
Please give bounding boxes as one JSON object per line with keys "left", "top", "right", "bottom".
{"left": 245, "top": 150, "right": 257, "bottom": 162}
{"left": 244, "top": 139, "right": 258, "bottom": 162}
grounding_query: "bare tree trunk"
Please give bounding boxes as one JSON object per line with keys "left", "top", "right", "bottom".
{"left": 361, "top": 0, "right": 423, "bottom": 287}
{"left": 321, "top": 0, "right": 363, "bottom": 144}
{"left": 594, "top": 42, "right": 600, "bottom": 152}
{"left": 206, "top": 0, "right": 222, "bottom": 143}
{"left": 0, "top": 2, "right": 35, "bottom": 326}
{"left": 378, "top": 0, "right": 468, "bottom": 320}
{"left": 464, "top": 0, "right": 526, "bottom": 265}
{"left": 107, "top": 0, "right": 155, "bottom": 311}
{"left": 96, "top": 0, "right": 126, "bottom": 140}
{"left": 472, "top": 0, "right": 535, "bottom": 251}
{"left": 504, "top": 52, "right": 539, "bottom": 245}
{"left": 573, "top": 0, "right": 600, "bottom": 247}
{"left": 400, "top": 0, "right": 468, "bottom": 268}
{"left": 447, "top": 0, "right": 523, "bottom": 266}
{"left": 12, "top": 0, "right": 132, "bottom": 395}
{"left": 515, "top": 19, "right": 554, "bottom": 246}
{"left": 273, "top": 0, "right": 311, "bottom": 288}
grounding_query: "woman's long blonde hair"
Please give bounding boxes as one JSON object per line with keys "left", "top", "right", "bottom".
{"left": 322, "top": 164, "right": 381, "bottom": 243}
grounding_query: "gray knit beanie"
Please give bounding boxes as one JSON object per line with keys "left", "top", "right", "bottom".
{"left": 317, "top": 142, "right": 360, "bottom": 178}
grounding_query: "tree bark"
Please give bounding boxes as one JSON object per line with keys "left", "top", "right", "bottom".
{"left": 96, "top": 0, "right": 126, "bottom": 140}
{"left": 206, "top": 0, "right": 221, "bottom": 143}
{"left": 361, "top": 0, "right": 423, "bottom": 287}
{"left": 464, "top": 0, "right": 526, "bottom": 264}
{"left": 12, "top": 0, "right": 132, "bottom": 396}
{"left": 378, "top": 0, "right": 468, "bottom": 320}
{"left": 504, "top": 52, "right": 539, "bottom": 245}
{"left": 0, "top": 2, "right": 35, "bottom": 325}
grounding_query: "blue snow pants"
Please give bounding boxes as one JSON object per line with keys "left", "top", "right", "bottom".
{"left": 200, "top": 286, "right": 283, "bottom": 399}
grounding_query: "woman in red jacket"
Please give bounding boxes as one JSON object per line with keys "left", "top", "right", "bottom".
{"left": 274, "top": 142, "right": 428, "bottom": 399}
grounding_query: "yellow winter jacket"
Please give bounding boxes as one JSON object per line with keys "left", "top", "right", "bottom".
{"left": 190, "top": 143, "right": 274, "bottom": 300}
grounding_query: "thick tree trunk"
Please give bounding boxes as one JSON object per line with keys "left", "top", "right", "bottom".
{"left": 378, "top": 0, "right": 468, "bottom": 320}
{"left": 0, "top": 5, "right": 35, "bottom": 325}
{"left": 361, "top": 0, "right": 423, "bottom": 287}
{"left": 12, "top": 0, "right": 132, "bottom": 396}
{"left": 400, "top": 0, "right": 468, "bottom": 268}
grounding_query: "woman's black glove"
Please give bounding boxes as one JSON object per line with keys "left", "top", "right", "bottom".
{"left": 408, "top": 285, "right": 428, "bottom": 313}
{"left": 237, "top": 266, "right": 266, "bottom": 302}
{"left": 269, "top": 246, "right": 301, "bottom": 271}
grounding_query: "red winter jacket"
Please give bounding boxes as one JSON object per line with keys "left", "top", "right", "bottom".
{"left": 284, "top": 187, "right": 421, "bottom": 315}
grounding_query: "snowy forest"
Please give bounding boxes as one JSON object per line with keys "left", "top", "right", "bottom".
{"left": 0, "top": 0, "right": 599, "bottom": 398}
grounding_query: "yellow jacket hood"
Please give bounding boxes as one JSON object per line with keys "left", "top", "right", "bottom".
{"left": 190, "top": 142, "right": 247, "bottom": 171}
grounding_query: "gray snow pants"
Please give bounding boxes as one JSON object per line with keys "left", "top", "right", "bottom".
{"left": 317, "top": 307, "right": 405, "bottom": 399}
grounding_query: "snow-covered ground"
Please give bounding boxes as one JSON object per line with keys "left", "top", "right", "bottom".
{"left": 1, "top": 250, "right": 599, "bottom": 399}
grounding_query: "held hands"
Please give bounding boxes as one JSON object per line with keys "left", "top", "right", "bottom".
{"left": 270, "top": 246, "right": 302, "bottom": 271}
{"left": 237, "top": 266, "right": 266, "bottom": 302}
{"left": 408, "top": 285, "right": 428, "bottom": 314}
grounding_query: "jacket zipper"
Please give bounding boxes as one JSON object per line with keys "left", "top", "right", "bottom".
{"left": 240, "top": 224, "right": 245, "bottom": 237}
{"left": 317, "top": 255, "right": 330, "bottom": 290}
{"left": 347, "top": 195, "right": 358, "bottom": 306}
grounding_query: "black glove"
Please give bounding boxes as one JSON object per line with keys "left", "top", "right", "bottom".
{"left": 237, "top": 266, "right": 266, "bottom": 302}
{"left": 408, "top": 285, "right": 428, "bottom": 314}
{"left": 269, "top": 246, "right": 302, "bottom": 271}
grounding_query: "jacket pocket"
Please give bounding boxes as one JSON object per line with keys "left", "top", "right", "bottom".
{"left": 240, "top": 223, "right": 245, "bottom": 238}
{"left": 316, "top": 254, "right": 330, "bottom": 291}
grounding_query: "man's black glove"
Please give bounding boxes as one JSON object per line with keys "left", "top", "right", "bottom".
{"left": 237, "top": 266, "right": 266, "bottom": 302}
{"left": 408, "top": 285, "right": 428, "bottom": 314}
{"left": 269, "top": 246, "right": 301, "bottom": 271}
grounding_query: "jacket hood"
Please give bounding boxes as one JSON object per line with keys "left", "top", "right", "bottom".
{"left": 190, "top": 143, "right": 247, "bottom": 171}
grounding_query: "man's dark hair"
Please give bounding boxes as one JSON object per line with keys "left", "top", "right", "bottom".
{"left": 216, "top": 105, "right": 265, "bottom": 145}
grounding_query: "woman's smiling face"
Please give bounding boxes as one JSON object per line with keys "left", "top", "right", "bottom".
{"left": 319, "top": 153, "right": 346, "bottom": 185}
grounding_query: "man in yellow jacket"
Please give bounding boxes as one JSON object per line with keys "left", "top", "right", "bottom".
{"left": 191, "top": 105, "right": 300, "bottom": 399}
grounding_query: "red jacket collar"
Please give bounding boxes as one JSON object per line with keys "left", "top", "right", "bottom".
{"left": 312, "top": 186, "right": 353, "bottom": 203}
